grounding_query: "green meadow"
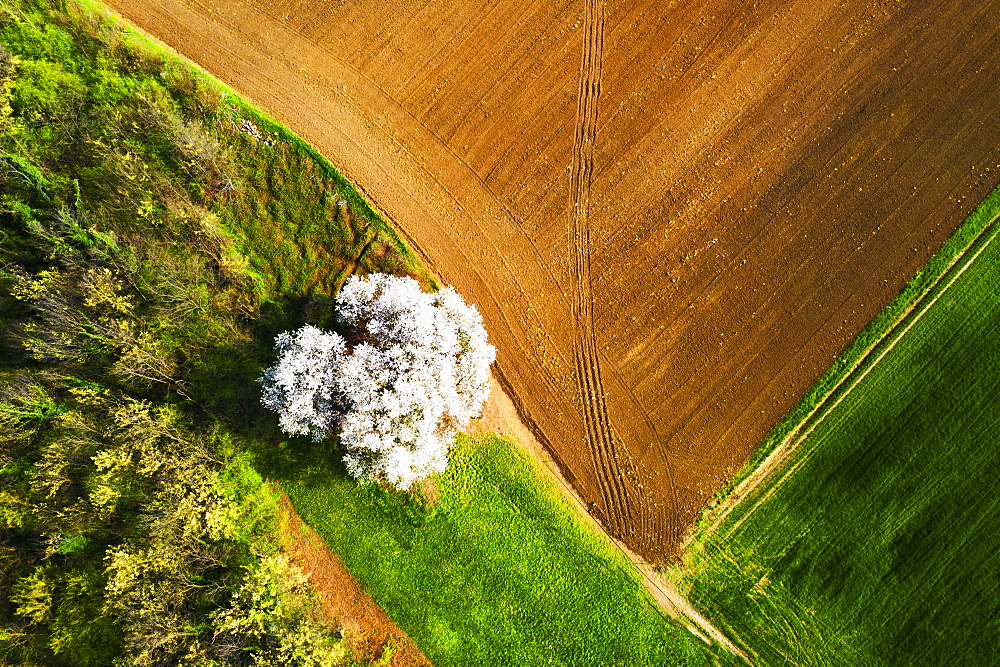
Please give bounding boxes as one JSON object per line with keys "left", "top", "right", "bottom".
{"left": 257, "top": 431, "right": 707, "bottom": 666}
{"left": 683, "top": 186, "right": 1000, "bottom": 666}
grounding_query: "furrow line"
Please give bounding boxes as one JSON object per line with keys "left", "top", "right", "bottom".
{"left": 572, "top": 312, "right": 630, "bottom": 523}
{"left": 578, "top": 328, "right": 631, "bottom": 525}
{"left": 568, "top": 0, "right": 634, "bottom": 534}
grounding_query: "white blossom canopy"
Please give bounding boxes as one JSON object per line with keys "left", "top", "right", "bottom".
{"left": 261, "top": 274, "right": 496, "bottom": 489}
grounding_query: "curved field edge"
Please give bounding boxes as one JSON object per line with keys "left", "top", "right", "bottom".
{"left": 260, "top": 431, "right": 710, "bottom": 666}
{"left": 688, "top": 179, "right": 1000, "bottom": 543}
{"left": 678, "top": 180, "right": 1000, "bottom": 665}
{"left": 72, "top": 0, "right": 433, "bottom": 297}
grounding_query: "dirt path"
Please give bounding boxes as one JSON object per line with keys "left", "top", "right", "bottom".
{"left": 278, "top": 494, "right": 433, "bottom": 666}
{"left": 696, "top": 208, "right": 1000, "bottom": 545}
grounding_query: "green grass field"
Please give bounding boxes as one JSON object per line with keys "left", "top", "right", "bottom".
{"left": 256, "top": 432, "right": 708, "bottom": 666}
{"left": 682, "top": 187, "right": 1000, "bottom": 666}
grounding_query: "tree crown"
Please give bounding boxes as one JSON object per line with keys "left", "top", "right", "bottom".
{"left": 261, "top": 274, "right": 495, "bottom": 489}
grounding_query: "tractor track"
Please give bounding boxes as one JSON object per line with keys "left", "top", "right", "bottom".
{"left": 568, "top": 0, "right": 634, "bottom": 533}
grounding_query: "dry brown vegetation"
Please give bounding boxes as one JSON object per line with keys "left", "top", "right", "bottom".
{"left": 105, "top": 0, "right": 1000, "bottom": 561}
{"left": 277, "top": 495, "right": 431, "bottom": 667}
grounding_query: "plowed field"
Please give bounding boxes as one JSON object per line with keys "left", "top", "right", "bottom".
{"left": 105, "top": 0, "right": 1000, "bottom": 561}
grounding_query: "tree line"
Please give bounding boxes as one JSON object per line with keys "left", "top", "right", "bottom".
{"left": 0, "top": 3, "right": 363, "bottom": 663}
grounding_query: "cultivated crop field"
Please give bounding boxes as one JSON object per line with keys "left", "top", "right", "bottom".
{"left": 683, "top": 189, "right": 1000, "bottom": 665}
{"left": 105, "top": 0, "right": 1000, "bottom": 561}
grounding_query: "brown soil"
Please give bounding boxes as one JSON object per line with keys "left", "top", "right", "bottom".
{"left": 103, "top": 0, "right": 1000, "bottom": 561}
{"left": 277, "top": 493, "right": 432, "bottom": 666}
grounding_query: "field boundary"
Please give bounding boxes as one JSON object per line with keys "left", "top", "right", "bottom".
{"left": 76, "top": 0, "right": 432, "bottom": 287}
{"left": 692, "top": 194, "right": 1000, "bottom": 545}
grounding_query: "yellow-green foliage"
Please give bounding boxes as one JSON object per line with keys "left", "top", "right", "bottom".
{"left": 0, "top": 217, "right": 351, "bottom": 663}
{"left": 11, "top": 567, "right": 53, "bottom": 624}
{"left": 0, "top": 0, "right": 389, "bottom": 661}
{"left": 212, "top": 554, "right": 349, "bottom": 667}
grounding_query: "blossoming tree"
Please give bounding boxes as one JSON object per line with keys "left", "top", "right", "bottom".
{"left": 261, "top": 274, "right": 496, "bottom": 489}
